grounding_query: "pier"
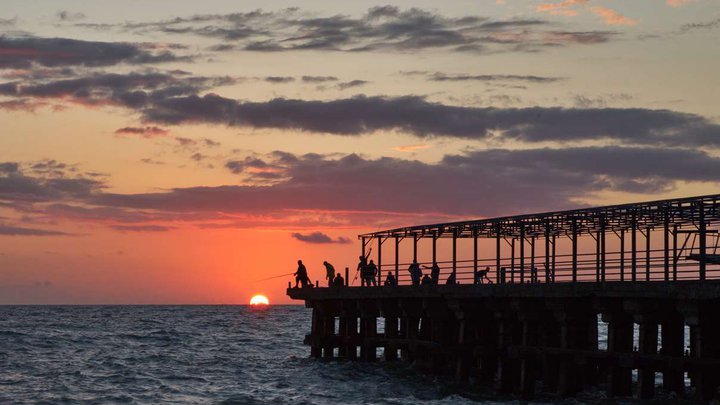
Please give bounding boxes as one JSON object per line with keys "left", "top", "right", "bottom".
{"left": 287, "top": 194, "right": 720, "bottom": 400}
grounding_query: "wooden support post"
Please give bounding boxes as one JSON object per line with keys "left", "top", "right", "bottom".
{"left": 384, "top": 316, "right": 399, "bottom": 361}
{"left": 545, "top": 220, "right": 551, "bottom": 283}
{"left": 661, "top": 314, "right": 684, "bottom": 394}
{"left": 603, "top": 311, "right": 633, "bottom": 396}
{"left": 413, "top": 234, "right": 418, "bottom": 263}
{"left": 496, "top": 314, "right": 521, "bottom": 394}
{"left": 310, "top": 307, "right": 322, "bottom": 358}
{"left": 520, "top": 223, "right": 525, "bottom": 284}
{"left": 572, "top": 219, "right": 578, "bottom": 282}
{"left": 530, "top": 236, "right": 536, "bottom": 283}
{"left": 637, "top": 321, "right": 658, "bottom": 398}
{"left": 338, "top": 316, "right": 347, "bottom": 357}
{"left": 473, "top": 229, "right": 478, "bottom": 276}
{"left": 377, "top": 236, "right": 382, "bottom": 287}
{"left": 394, "top": 237, "right": 399, "bottom": 284}
{"left": 620, "top": 229, "right": 625, "bottom": 282}
{"left": 432, "top": 231, "right": 437, "bottom": 264}
{"left": 323, "top": 313, "right": 335, "bottom": 358}
{"left": 672, "top": 225, "right": 678, "bottom": 281}
{"left": 496, "top": 225, "right": 502, "bottom": 284}
{"left": 664, "top": 208, "right": 670, "bottom": 282}
{"left": 699, "top": 201, "right": 707, "bottom": 280}
{"left": 345, "top": 316, "right": 358, "bottom": 360}
{"left": 646, "top": 227, "right": 651, "bottom": 282}
{"left": 511, "top": 238, "right": 516, "bottom": 283}
{"left": 452, "top": 230, "right": 457, "bottom": 278}
{"left": 600, "top": 216, "right": 606, "bottom": 282}
{"left": 631, "top": 214, "right": 637, "bottom": 282}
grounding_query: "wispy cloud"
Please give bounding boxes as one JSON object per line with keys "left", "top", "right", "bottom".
{"left": 115, "top": 126, "right": 169, "bottom": 138}
{"left": 291, "top": 232, "right": 351, "bottom": 244}
{"left": 590, "top": 6, "right": 638, "bottom": 26}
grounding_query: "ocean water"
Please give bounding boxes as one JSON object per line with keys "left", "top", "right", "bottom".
{"left": 1, "top": 306, "right": 526, "bottom": 405}
{"left": 3, "top": 306, "right": 688, "bottom": 404}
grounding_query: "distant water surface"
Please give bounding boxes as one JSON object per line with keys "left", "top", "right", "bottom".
{"left": 0, "top": 306, "right": 655, "bottom": 404}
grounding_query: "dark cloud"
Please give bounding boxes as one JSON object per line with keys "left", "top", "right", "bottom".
{"left": 0, "top": 160, "right": 103, "bottom": 203}
{"left": 0, "top": 35, "right": 188, "bottom": 69}
{"left": 91, "top": 147, "right": 720, "bottom": 219}
{"left": 139, "top": 95, "right": 720, "bottom": 147}
{"left": 57, "top": 11, "right": 86, "bottom": 22}
{"left": 301, "top": 75, "right": 338, "bottom": 83}
{"left": 336, "top": 80, "right": 368, "bottom": 90}
{"left": 0, "top": 18, "right": 16, "bottom": 27}
{"left": 115, "top": 126, "right": 169, "bottom": 138}
{"left": 264, "top": 76, "right": 294, "bottom": 83}
{"left": 291, "top": 231, "right": 351, "bottom": 244}
{"left": 94, "top": 7, "right": 616, "bottom": 54}
{"left": 412, "top": 72, "right": 564, "bottom": 83}
{"left": 680, "top": 18, "right": 720, "bottom": 33}
{"left": 0, "top": 224, "right": 68, "bottom": 236}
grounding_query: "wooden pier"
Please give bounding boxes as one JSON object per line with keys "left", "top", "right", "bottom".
{"left": 287, "top": 194, "right": 720, "bottom": 400}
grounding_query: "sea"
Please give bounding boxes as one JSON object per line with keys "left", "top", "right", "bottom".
{"left": 0, "top": 305, "right": 667, "bottom": 405}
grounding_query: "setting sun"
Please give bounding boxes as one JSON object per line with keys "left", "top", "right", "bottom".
{"left": 249, "top": 295, "right": 270, "bottom": 306}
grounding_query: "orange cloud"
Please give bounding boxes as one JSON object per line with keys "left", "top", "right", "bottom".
{"left": 392, "top": 144, "right": 431, "bottom": 152}
{"left": 590, "top": 6, "right": 638, "bottom": 26}
{"left": 666, "top": 0, "right": 695, "bottom": 6}
{"left": 536, "top": 0, "right": 588, "bottom": 16}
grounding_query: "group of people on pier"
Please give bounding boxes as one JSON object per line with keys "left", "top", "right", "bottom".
{"left": 293, "top": 256, "right": 493, "bottom": 288}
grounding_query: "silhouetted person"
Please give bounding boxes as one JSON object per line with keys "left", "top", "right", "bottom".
{"left": 423, "top": 262, "right": 440, "bottom": 284}
{"left": 408, "top": 261, "right": 421, "bottom": 286}
{"left": 323, "top": 261, "right": 336, "bottom": 287}
{"left": 421, "top": 274, "right": 432, "bottom": 285}
{"left": 333, "top": 273, "right": 345, "bottom": 287}
{"left": 294, "top": 260, "right": 310, "bottom": 288}
{"left": 474, "top": 266, "right": 493, "bottom": 285}
{"left": 446, "top": 272, "right": 457, "bottom": 285}
{"left": 356, "top": 248, "right": 372, "bottom": 286}
{"left": 384, "top": 271, "right": 396, "bottom": 286}
{"left": 364, "top": 260, "right": 378, "bottom": 286}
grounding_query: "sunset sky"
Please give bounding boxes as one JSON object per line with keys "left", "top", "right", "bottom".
{"left": 1, "top": 0, "right": 719, "bottom": 304}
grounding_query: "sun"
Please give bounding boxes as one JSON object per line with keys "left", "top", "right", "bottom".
{"left": 249, "top": 294, "right": 270, "bottom": 306}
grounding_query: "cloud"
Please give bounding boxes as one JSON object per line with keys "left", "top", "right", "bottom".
{"left": 139, "top": 95, "right": 720, "bottom": 148}
{"left": 301, "top": 75, "right": 338, "bottom": 83}
{"left": 110, "top": 224, "right": 175, "bottom": 232}
{"left": 0, "top": 35, "right": 188, "bottom": 69}
{"left": 264, "top": 76, "right": 294, "bottom": 83}
{"left": 536, "top": 0, "right": 589, "bottom": 16}
{"left": 418, "top": 72, "right": 564, "bottom": 83}
{"left": 0, "top": 224, "right": 68, "bottom": 236}
{"left": 0, "top": 18, "right": 16, "bottom": 27}
{"left": 115, "top": 126, "right": 169, "bottom": 138}
{"left": 590, "top": 7, "right": 638, "bottom": 26}
{"left": 291, "top": 231, "right": 351, "bottom": 244}
{"left": 667, "top": 0, "right": 697, "bottom": 6}
{"left": 393, "top": 144, "right": 431, "bottom": 152}
{"left": 96, "top": 7, "right": 617, "bottom": 54}
{"left": 680, "top": 18, "right": 720, "bottom": 33}
{"left": 57, "top": 11, "right": 86, "bottom": 22}
{"left": 336, "top": 80, "right": 368, "bottom": 90}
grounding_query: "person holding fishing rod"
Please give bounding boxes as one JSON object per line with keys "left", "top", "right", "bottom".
{"left": 294, "top": 259, "right": 311, "bottom": 288}
{"left": 355, "top": 248, "right": 372, "bottom": 287}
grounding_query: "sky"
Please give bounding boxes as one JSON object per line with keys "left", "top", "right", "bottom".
{"left": 0, "top": 0, "right": 719, "bottom": 304}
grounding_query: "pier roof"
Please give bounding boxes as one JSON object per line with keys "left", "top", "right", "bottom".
{"left": 359, "top": 194, "right": 720, "bottom": 240}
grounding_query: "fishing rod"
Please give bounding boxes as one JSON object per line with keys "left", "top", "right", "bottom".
{"left": 253, "top": 272, "right": 295, "bottom": 283}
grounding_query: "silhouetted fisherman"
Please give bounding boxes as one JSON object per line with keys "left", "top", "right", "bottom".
{"left": 356, "top": 248, "right": 372, "bottom": 286}
{"left": 421, "top": 274, "right": 432, "bottom": 285}
{"left": 384, "top": 271, "right": 396, "bottom": 286}
{"left": 294, "top": 260, "right": 310, "bottom": 288}
{"left": 364, "top": 260, "right": 378, "bottom": 286}
{"left": 323, "top": 261, "right": 336, "bottom": 287}
{"left": 446, "top": 272, "right": 457, "bottom": 285}
{"left": 474, "top": 266, "right": 493, "bottom": 285}
{"left": 423, "top": 262, "right": 441, "bottom": 284}
{"left": 332, "top": 273, "right": 345, "bottom": 287}
{"left": 408, "top": 261, "right": 422, "bottom": 286}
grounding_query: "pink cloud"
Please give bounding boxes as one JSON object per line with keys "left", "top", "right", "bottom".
{"left": 536, "top": 0, "right": 588, "bottom": 16}
{"left": 590, "top": 6, "right": 638, "bottom": 26}
{"left": 114, "top": 126, "right": 169, "bottom": 138}
{"left": 666, "top": 0, "right": 695, "bottom": 6}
